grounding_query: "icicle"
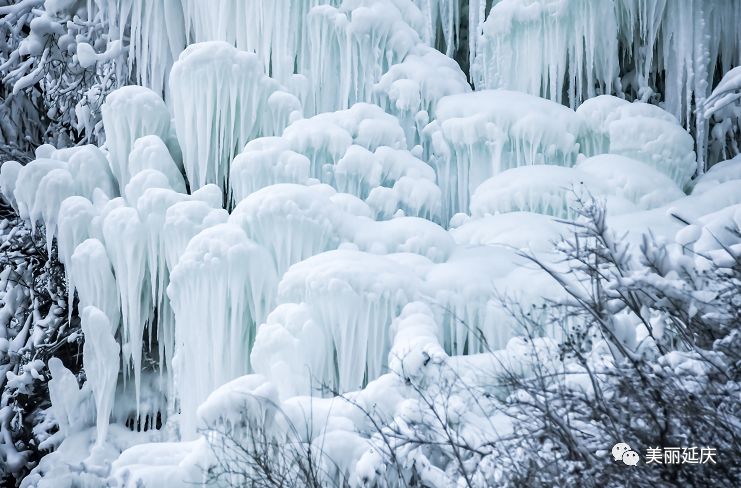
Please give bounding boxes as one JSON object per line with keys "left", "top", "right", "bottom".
{"left": 102, "top": 206, "right": 150, "bottom": 414}
{"left": 81, "top": 306, "right": 120, "bottom": 447}
{"left": 277, "top": 249, "right": 421, "bottom": 392}
{"left": 182, "top": 0, "right": 338, "bottom": 84}
{"left": 229, "top": 184, "right": 344, "bottom": 277}
{"left": 168, "top": 223, "right": 277, "bottom": 439}
{"left": 107, "top": 0, "right": 186, "bottom": 96}
{"left": 423, "top": 89, "right": 591, "bottom": 224}
{"left": 70, "top": 238, "right": 121, "bottom": 336}
{"left": 101, "top": 86, "right": 172, "bottom": 193}
{"left": 307, "top": 1, "right": 422, "bottom": 114}
{"left": 411, "top": 0, "right": 460, "bottom": 56}
{"left": 128, "top": 136, "right": 186, "bottom": 194}
{"left": 374, "top": 45, "right": 471, "bottom": 147}
{"left": 475, "top": 0, "right": 618, "bottom": 108}
{"left": 169, "top": 41, "right": 291, "bottom": 195}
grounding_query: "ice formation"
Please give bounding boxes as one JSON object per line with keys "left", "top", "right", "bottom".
{"left": 70, "top": 239, "right": 121, "bottom": 336}
{"left": 277, "top": 249, "right": 422, "bottom": 392}
{"left": 169, "top": 41, "right": 300, "bottom": 195}
{"left": 232, "top": 103, "right": 444, "bottom": 221}
{"left": 81, "top": 306, "right": 120, "bottom": 447}
{"left": 101, "top": 205, "right": 149, "bottom": 411}
{"left": 168, "top": 223, "right": 277, "bottom": 438}
{"left": 5, "top": 2, "right": 741, "bottom": 486}
{"left": 306, "top": 0, "right": 424, "bottom": 113}
{"left": 476, "top": 0, "right": 618, "bottom": 108}
{"left": 424, "top": 89, "right": 593, "bottom": 223}
{"left": 108, "top": 0, "right": 187, "bottom": 96}
{"left": 101, "top": 86, "right": 172, "bottom": 193}
{"left": 181, "top": 0, "right": 336, "bottom": 84}
{"left": 576, "top": 95, "right": 698, "bottom": 187}
{"left": 374, "top": 45, "right": 471, "bottom": 146}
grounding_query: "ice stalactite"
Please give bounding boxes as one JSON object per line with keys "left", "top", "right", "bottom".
{"left": 70, "top": 239, "right": 121, "bottom": 336}
{"left": 475, "top": 0, "right": 618, "bottom": 109}
{"left": 374, "top": 45, "right": 471, "bottom": 147}
{"left": 229, "top": 138, "right": 311, "bottom": 204}
{"left": 81, "top": 306, "right": 120, "bottom": 448}
{"left": 128, "top": 136, "right": 186, "bottom": 194}
{"left": 277, "top": 249, "right": 422, "bottom": 392}
{"left": 229, "top": 184, "right": 343, "bottom": 278}
{"left": 101, "top": 205, "right": 150, "bottom": 414}
{"left": 34, "top": 168, "right": 76, "bottom": 254}
{"left": 250, "top": 303, "right": 330, "bottom": 398}
{"left": 423, "top": 89, "right": 592, "bottom": 225}
{"left": 412, "top": 0, "right": 460, "bottom": 56}
{"left": 306, "top": 1, "right": 423, "bottom": 114}
{"left": 614, "top": 0, "right": 667, "bottom": 100}
{"left": 65, "top": 145, "right": 119, "bottom": 202}
{"left": 101, "top": 86, "right": 172, "bottom": 193}
{"left": 168, "top": 223, "right": 278, "bottom": 439}
{"left": 57, "top": 197, "right": 95, "bottom": 268}
{"left": 12, "top": 159, "right": 67, "bottom": 225}
{"left": 57, "top": 196, "right": 98, "bottom": 317}
{"left": 107, "top": 0, "right": 187, "bottom": 96}
{"left": 169, "top": 41, "right": 299, "bottom": 196}
{"left": 617, "top": 0, "right": 740, "bottom": 167}
{"left": 181, "top": 0, "right": 338, "bottom": 84}
{"left": 162, "top": 199, "right": 229, "bottom": 274}
{"left": 0, "top": 160, "right": 22, "bottom": 213}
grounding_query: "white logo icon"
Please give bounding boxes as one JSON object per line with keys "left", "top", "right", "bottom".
{"left": 612, "top": 443, "right": 640, "bottom": 465}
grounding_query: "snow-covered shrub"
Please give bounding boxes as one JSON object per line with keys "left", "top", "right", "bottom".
{"left": 483, "top": 195, "right": 741, "bottom": 486}
{"left": 0, "top": 211, "right": 75, "bottom": 480}
{"left": 0, "top": 1, "right": 124, "bottom": 146}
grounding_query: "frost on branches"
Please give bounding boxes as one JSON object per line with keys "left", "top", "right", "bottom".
{"left": 0, "top": 0, "right": 740, "bottom": 487}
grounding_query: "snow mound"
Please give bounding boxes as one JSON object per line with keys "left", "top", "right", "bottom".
{"left": 576, "top": 96, "right": 697, "bottom": 186}
{"left": 451, "top": 211, "right": 567, "bottom": 253}
{"left": 575, "top": 154, "right": 686, "bottom": 210}
{"left": 692, "top": 155, "right": 741, "bottom": 195}
{"left": 470, "top": 165, "right": 616, "bottom": 219}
